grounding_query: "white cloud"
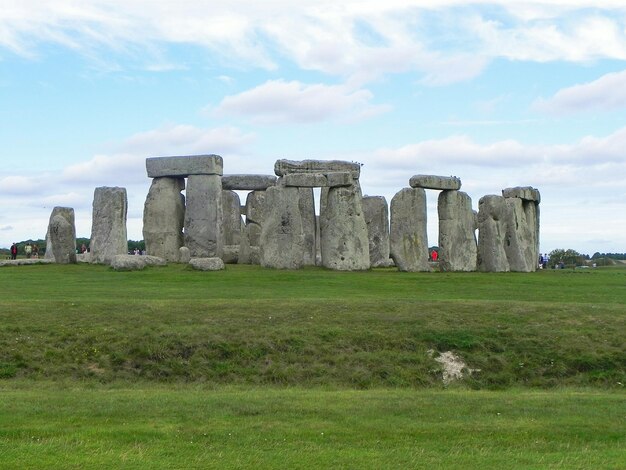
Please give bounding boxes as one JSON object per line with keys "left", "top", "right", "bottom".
{"left": 534, "top": 69, "right": 626, "bottom": 114}
{"left": 214, "top": 80, "right": 391, "bottom": 124}
{"left": 3, "top": 2, "right": 626, "bottom": 84}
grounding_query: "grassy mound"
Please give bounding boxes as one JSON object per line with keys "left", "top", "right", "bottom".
{"left": 1, "top": 264, "right": 624, "bottom": 389}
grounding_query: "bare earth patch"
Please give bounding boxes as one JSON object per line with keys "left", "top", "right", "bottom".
{"left": 428, "top": 350, "right": 480, "bottom": 385}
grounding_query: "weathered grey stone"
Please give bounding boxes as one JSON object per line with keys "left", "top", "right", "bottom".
{"left": 90, "top": 187, "right": 128, "bottom": 264}
{"left": 260, "top": 186, "right": 305, "bottom": 269}
{"left": 189, "top": 257, "right": 225, "bottom": 271}
{"left": 504, "top": 197, "right": 539, "bottom": 272}
{"left": 222, "top": 174, "right": 276, "bottom": 190}
{"left": 222, "top": 190, "right": 243, "bottom": 246}
{"left": 143, "top": 255, "right": 167, "bottom": 266}
{"left": 143, "top": 177, "right": 185, "bottom": 262}
{"left": 477, "top": 195, "right": 510, "bottom": 272}
{"left": 409, "top": 175, "right": 461, "bottom": 190}
{"left": 146, "top": 155, "right": 223, "bottom": 178}
{"left": 245, "top": 190, "right": 267, "bottom": 226}
{"left": 0, "top": 259, "right": 53, "bottom": 267}
{"left": 502, "top": 186, "right": 541, "bottom": 203}
{"left": 184, "top": 174, "right": 223, "bottom": 258}
{"left": 362, "top": 196, "right": 390, "bottom": 268}
{"left": 438, "top": 190, "right": 477, "bottom": 272}
{"left": 275, "top": 159, "right": 361, "bottom": 179}
{"left": 320, "top": 184, "right": 370, "bottom": 271}
{"left": 49, "top": 212, "right": 77, "bottom": 264}
{"left": 389, "top": 188, "right": 430, "bottom": 272}
{"left": 222, "top": 245, "right": 239, "bottom": 264}
{"left": 179, "top": 246, "right": 191, "bottom": 264}
{"left": 283, "top": 172, "right": 353, "bottom": 188}
{"left": 110, "top": 254, "right": 146, "bottom": 271}
{"left": 298, "top": 187, "right": 317, "bottom": 265}
{"left": 76, "top": 252, "right": 91, "bottom": 263}
{"left": 44, "top": 207, "right": 75, "bottom": 261}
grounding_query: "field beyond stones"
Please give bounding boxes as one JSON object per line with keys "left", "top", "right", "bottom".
{"left": 1, "top": 264, "right": 625, "bottom": 468}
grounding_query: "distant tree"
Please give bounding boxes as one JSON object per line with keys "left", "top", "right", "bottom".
{"left": 548, "top": 248, "right": 584, "bottom": 268}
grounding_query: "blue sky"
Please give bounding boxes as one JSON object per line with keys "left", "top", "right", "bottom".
{"left": 2, "top": 0, "right": 626, "bottom": 254}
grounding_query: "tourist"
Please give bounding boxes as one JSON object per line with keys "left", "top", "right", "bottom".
{"left": 81, "top": 243, "right": 87, "bottom": 254}
{"left": 431, "top": 249, "right": 438, "bottom": 262}
{"left": 32, "top": 244, "right": 39, "bottom": 258}
{"left": 25, "top": 243, "right": 32, "bottom": 259}
{"left": 10, "top": 243, "right": 18, "bottom": 260}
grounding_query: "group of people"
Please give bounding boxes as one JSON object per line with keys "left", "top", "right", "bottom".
{"left": 9, "top": 242, "right": 39, "bottom": 260}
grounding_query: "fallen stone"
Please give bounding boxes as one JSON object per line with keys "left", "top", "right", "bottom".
{"left": 409, "top": 175, "right": 461, "bottom": 190}
{"left": 222, "top": 245, "right": 240, "bottom": 264}
{"left": 146, "top": 155, "right": 223, "bottom": 177}
{"left": 179, "top": 246, "right": 191, "bottom": 264}
{"left": 0, "top": 259, "right": 54, "bottom": 267}
{"left": 189, "top": 257, "right": 225, "bottom": 271}
{"left": 222, "top": 174, "right": 276, "bottom": 190}
{"left": 110, "top": 254, "right": 146, "bottom": 271}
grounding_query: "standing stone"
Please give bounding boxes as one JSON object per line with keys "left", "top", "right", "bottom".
{"left": 298, "top": 187, "right": 317, "bottom": 266}
{"left": 184, "top": 174, "right": 223, "bottom": 258}
{"left": 90, "top": 187, "right": 128, "bottom": 264}
{"left": 362, "top": 196, "right": 390, "bottom": 268}
{"left": 44, "top": 207, "right": 75, "bottom": 261}
{"left": 438, "top": 190, "right": 477, "bottom": 272}
{"left": 389, "top": 188, "right": 430, "bottom": 272}
{"left": 222, "top": 190, "right": 243, "bottom": 246}
{"left": 143, "top": 177, "right": 185, "bottom": 262}
{"left": 46, "top": 207, "right": 77, "bottom": 264}
{"left": 320, "top": 184, "right": 370, "bottom": 271}
{"left": 260, "top": 186, "right": 305, "bottom": 269}
{"left": 504, "top": 198, "right": 537, "bottom": 272}
{"left": 239, "top": 190, "right": 267, "bottom": 265}
{"left": 222, "top": 190, "right": 243, "bottom": 263}
{"left": 477, "top": 195, "right": 510, "bottom": 272}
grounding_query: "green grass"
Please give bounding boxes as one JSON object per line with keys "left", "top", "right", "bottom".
{"left": 0, "top": 263, "right": 624, "bottom": 467}
{"left": 0, "top": 384, "right": 624, "bottom": 469}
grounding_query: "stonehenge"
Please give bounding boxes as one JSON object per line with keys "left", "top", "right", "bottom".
{"left": 138, "top": 156, "right": 540, "bottom": 272}
{"left": 39, "top": 154, "right": 540, "bottom": 273}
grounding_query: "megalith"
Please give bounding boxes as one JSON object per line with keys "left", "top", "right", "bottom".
{"left": 502, "top": 187, "right": 540, "bottom": 272}
{"left": 260, "top": 185, "right": 305, "bottom": 269}
{"left": 143, "top": 177, "right": 185, "bottom": 262}
{"left": 46, "top": 207, "right": 77, "bottom": 264}
{"left": 389, "top": 188, "right": 430, "bottom": 272}
{"left": 90, "top": 187, "right": 128, "bottom": 264}
{"left": 438, "top": 190, "right": 477, "bottom": 272}
{"left": 298, "top": 187, "right": 317, "bottom": 266}
{"left": 477, "top": 195, "right": 509, "bottom": 272}
{"left": 222, "top": 190, "right": 243, "bottom": 263}
{"left": 239, "top": 190, "right": 267, "bottom": 265}
{"left": 184, "top": 174, "right": 223, "bottom": 258}
{"left": 319, "top": 184, "right": 370, "bottom": 271}
{"left": 362, "top": 196, "right": 390, "bottom": 268}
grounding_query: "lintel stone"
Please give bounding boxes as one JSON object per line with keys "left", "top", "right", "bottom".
{"left": 146, "top": 155, "right": 223, "bottom": 178}
{"left": 409, "top": 175, "right": 461, "bottom": 190}
{"left": 222, "top": 174, "right": 276, "bottom": 191}
{"left": 283, "top": 171, "right": 352, "bottom": 188}
{"left": 274, "top": 159, "right": 361, "bottom": 179}
{"left": 502, "top": 186, "right": 541, "bottom": 203}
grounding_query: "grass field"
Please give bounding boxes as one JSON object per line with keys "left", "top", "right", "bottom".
{"left": 0, "top": 263, "right": 625, "bottom": 468}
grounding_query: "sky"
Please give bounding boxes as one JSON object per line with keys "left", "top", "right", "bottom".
{"left": 1, "top": 0, "right": 626, "bottom": 255}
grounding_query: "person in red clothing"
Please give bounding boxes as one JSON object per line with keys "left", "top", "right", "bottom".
{"left": 10, "top": 243, "right": 18, "bottom": 260}
{"left": 431, "top": 249, "right": 438, "bottom": 262}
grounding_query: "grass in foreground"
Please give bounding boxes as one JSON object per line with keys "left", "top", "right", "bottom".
{"left": 0, "top": 384, "right": 624, "bottom": 469}
{"left": 0, "top": 264, "right": 625, "bottom": 388}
